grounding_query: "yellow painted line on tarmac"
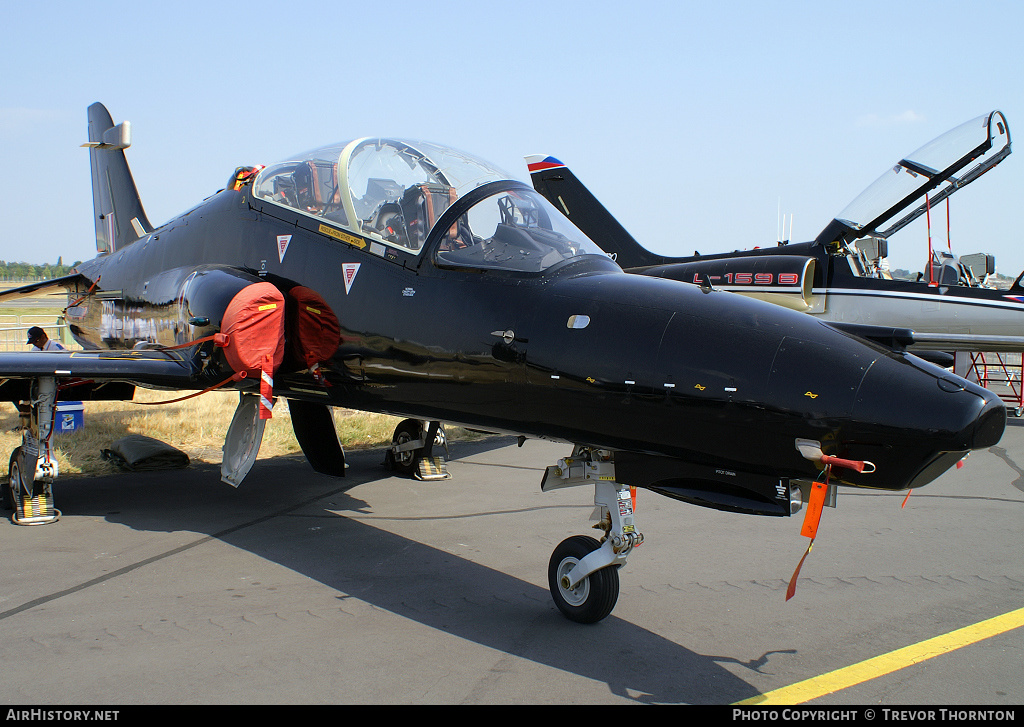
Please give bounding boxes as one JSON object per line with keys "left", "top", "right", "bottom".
{"left": 736, "top": 606, "right": 1024, "bottom": 705}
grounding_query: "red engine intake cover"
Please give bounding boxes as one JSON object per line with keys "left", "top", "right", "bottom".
{"left": 218, "top": 282, "right": 285, "bottom": 378}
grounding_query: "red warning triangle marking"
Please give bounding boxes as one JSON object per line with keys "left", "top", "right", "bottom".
{"left": 343, "top": 263, "right": 361, "bottom": 294}
{"left": 277, "top": 235, "right": 292, "bottom": 262}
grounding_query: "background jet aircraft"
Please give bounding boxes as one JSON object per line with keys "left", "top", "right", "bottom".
{"left": 528, "top": 111, "right": 1023, "bottom": 362}
{"left": 0, "top": 103, "right": 1005, "bottom": 623}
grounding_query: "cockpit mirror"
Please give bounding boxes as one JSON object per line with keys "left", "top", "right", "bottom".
{"left": 857, "top": 236, "right": 888, "bottom": 261}
{"left": 961, "top": 253, "right": 996, "bottom": 277}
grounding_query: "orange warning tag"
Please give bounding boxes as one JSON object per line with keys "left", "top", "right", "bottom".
{"left": 800, "top": 480, "right": 828, "bottom": 539}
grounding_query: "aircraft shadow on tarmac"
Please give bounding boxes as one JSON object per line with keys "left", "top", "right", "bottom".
{"left": 44, "top": 436, "right": 768, "bottom": 704}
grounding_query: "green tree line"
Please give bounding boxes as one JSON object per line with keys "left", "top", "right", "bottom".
{"left": 0, "top": 258, "right": 82, "bottom": 282}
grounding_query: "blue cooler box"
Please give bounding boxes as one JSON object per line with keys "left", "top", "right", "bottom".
{"left": 55, "top": 401, "right": 84, "bottom": 433}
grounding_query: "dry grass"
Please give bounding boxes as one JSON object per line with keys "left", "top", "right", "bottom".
{"left": 0, "top": 389, "right": 487, "bottom": 478}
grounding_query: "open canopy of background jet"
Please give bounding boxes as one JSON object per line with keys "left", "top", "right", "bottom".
{"left": 821, "top": 111, "right": 1011, "bottom": 246}
{"left": 253, "top": 138, "right": 607, "bottom": 273}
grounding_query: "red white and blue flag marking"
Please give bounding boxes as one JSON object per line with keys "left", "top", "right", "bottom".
{"left": 526, "top": 155, "right": 566, "bottom": 173}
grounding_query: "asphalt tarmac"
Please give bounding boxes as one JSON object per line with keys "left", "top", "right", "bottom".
{"left": 1, "top": 419, "right": 1022, "bottom": 705}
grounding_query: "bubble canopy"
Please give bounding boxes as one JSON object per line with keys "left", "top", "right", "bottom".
{"left": 252, "top": 138, "right": 609, "bottom": 272}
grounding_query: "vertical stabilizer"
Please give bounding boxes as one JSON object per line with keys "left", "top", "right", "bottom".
{"left": 526, "top": 155, "right": 676, "bottom": 269}
{"left": 83, "top": 102, "right": 152, "bottom": 254}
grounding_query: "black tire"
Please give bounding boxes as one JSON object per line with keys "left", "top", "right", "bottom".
{"left": 4, "top": 447, "right": 22, "bottom": 511}
{"left": 548, "top": 535, "right": 619, "bottom": 624}
{"left": 388, "top": 419, "right": 423, "bottom": 477}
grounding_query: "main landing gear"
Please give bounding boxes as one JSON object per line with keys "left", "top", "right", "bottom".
{"left": 542, "top": 447, "right": 643, "bottom": 623}
{"left": 384, "top": 418, "right": 450, "bottom": 481}
{"left": 4, "top": 377, "right": 60, "bottom": 525}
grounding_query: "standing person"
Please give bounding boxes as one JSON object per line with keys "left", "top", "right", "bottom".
{"left": 13, "top": 327, "right": 66, "bottom": 430}
{"left": 26, "top": 326, "right": 65, "bottom": 351}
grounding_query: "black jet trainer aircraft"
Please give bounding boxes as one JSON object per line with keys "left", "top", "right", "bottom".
{"left": 528, "top": 111, "right": 1022, "bottom": 365}
{"left": 0, "top": 103, "right": 1005, "bottom": 623}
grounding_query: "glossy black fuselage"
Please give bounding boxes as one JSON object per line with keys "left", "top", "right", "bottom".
{"left": 68, "top": 185, "right": 1005, "bottom": 496}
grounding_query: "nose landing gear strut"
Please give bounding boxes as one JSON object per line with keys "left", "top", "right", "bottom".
{"left": 542, "top": 447, "right": 643, "bottom": 623}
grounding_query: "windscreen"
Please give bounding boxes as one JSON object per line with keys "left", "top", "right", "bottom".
{"left": 434, "top": 186, "right": 613, "bottom": 273}
{"left": 253, "top": 138, "right": 513, "bottom": 254}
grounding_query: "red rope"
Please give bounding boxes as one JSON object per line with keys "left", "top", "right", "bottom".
{"left": 155, "top": 334, "right": 218, "bottom": 351}
{"left": 133, "top": 371, "right": 246, "bottom": 406}
{"left": 926, "top": 194, "right": 935, "bottom": 286}
{"left": 64, "top": 276, "right": 101, "bottom": 313}
{"left": 946, "top": 197, "right": 952, "bottom": 252}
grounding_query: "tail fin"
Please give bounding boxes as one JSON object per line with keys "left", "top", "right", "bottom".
{"left": 83, "top": 102, "right": 152, "bottom": 254}
{"left": 526, "top": 155, "right": 678, "bottom": 269}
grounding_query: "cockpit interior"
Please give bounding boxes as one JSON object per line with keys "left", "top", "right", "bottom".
{"left": 253, "top": 138, "right": 610, "bottom": 273}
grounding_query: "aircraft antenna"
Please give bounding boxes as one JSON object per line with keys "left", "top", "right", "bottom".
{"left": 777, "top": 201, "right": 793, "bottom": 246}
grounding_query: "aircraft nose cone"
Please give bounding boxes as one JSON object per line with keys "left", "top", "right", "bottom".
{"left": 843, "top": 356, "right": 1005, "bottom": 490}
{"left": 859, "top": 359, "right": 1006, "bottom": 450}
{"left": 959, "top": 379, "right": 1006, "bottom": 449}
{"left": 921, "top": 371, "right": 1006, "bottom": 450}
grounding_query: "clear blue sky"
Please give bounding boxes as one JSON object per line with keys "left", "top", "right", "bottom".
{"left": 2, "top": 0, "right": 1021, "bottom": 275}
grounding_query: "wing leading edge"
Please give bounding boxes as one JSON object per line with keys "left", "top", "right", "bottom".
{"left": 0, "top": 349, "right": 198, "bottom": 402}
{"left": 0, "top": 274, "right": 91, "bottom": 303}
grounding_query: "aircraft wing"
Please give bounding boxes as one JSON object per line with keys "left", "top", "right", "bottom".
{"left": 828, "top": 321, "right": 1024, "bottom": 354}
{"left": 0, "top": 349, "right": 193, "bottom": 380}
{"left": 0, "top": 274, "right": 200, "bottom": 398}
{"left": 0, "top": 349, "right": 199, "bottom": 403}
{"left": 0, "top": 274, "right": 90, "bottom": 303}
{"left": 906, "top": 332, "right": 1024, "bottom": 353}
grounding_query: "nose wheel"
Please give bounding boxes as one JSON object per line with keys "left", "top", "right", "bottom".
{"left": 542, "top": 448, "right": 642, "bottom": 623}
{"left": 548, "top": 535, "right": 620, "bottom": 624}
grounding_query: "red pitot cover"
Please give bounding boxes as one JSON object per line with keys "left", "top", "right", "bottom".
{"left": 216, "top": 282, "right": 285, "bottom": 419}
